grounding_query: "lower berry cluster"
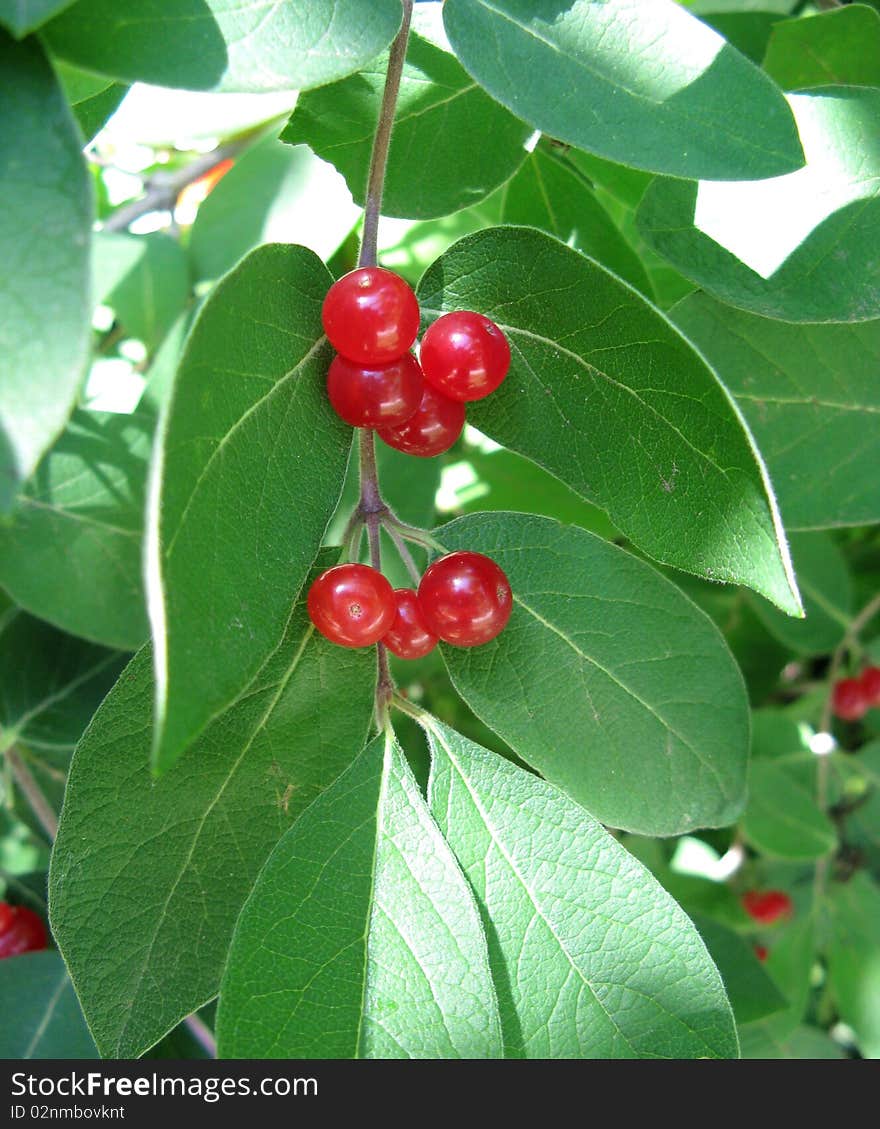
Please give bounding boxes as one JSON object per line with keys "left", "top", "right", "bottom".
{"left": 0, "top": 901, "right": 47, "bottom": 959}
{"left": 308, "top": 551, "right": 513, "bottom": 655}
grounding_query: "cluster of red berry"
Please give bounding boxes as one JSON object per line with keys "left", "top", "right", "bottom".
{"left": 321, "top": 265, "right": 511, "bottom": 456}
{"left": 308, "top": 267, "right": 514, "bottom": 656}
{"left": 0, "top": 901, "right": 47, "bottom": 959}
{"left": 741, "top": 889, "right": 793, "bottom": 962}
{"left": 831, "top": 665, "right": 880, "bottom": 721}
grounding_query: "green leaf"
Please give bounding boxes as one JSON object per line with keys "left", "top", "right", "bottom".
{"left": 443, "top": 446, "right": 620, "bottom": 541}
{"left": 44, "top": 0, "right": 403, "bottom": 93}
{"left": 218, "top": 732, "right": 502, "bottom": 1058}
{"left": 739, "top": 1023, "right": 844, "bottom": 1059}
{"left": 189, "top": 138, "right": 358, "bottom": 283}
{"left": 498, "top": 143, "right": 652, "bottom": 295}
{"left": 0, "top": 0, "right": 74, "bottom": 36}
{"left": 734, "top": 917, "right": 816, "bottom": 1048}
{"left": 0, "top": 408, "right": 154, "bottom": 650}
{"left": 148, "top": 243, "right": 352, "bottom": 774}
{"left": 0, "top": 951, "right": 97, "bottom": 1057}
{"left": 426, "top": 719, "right": 739, "bottom": 1058}
{"left": 55, "top": 61, "right": 126, "bottom": 143}
{"left": 49, "top": 555, "right": 375, "bottom": 1058}
{"left": 637, "top": 86, "right": 880, "bottom": 323}
{"left": 672, "top": 293, "right": 880, "bottom": 530}
{"left": 418, "top": 227, "right": 801, "bottom": 616}
{"left": 827, "top": 873, "right": 880, "bottom": 1059}
{"left": 747, "top": 532, "right": 851, "bottom": 657}
{"left": 697, "top": 11, "right": 783, "bottom": 64}
{"left": 0, "top": 609, "right": 123, "bottom": 760}
{"left": 435, "top": 513, "right": 749, "bottom": 836}
{"left": 692, "top": 914, "right": 787, "bottom": 1025}
{"left": 0, "top": 31, "right": 92, "bottom": 513}
{"left": 742, "top": 760, "right": 837, "bottom": 861}
{"left": 763, "top": 6, "right": 880, "bottom": 90}
{"left": 93, "top": 232, "right": 190, "bottom": 352}
{"left": 442, "top": 0, "right": 803, "bottom": 180}
{"left": 282, "top": 31, "right": 530, "bottom": 221}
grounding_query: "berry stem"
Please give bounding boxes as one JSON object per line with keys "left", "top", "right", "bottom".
{"left": 384, "top": 523, "right": 422, "bottom": 586}
{"left": 5, "top": 746, "right": 58, "bottom": 841}
{"left": 358, "top": 0, "right": 414, "bottom": 269}
{"left": 383, "top": 514, "right": 448, "bottom": 555}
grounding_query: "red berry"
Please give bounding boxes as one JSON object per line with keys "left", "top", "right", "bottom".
{"left": 741, "top": 890, "right": 793, "bottom": 925}
{"left": 307, "top": 564, "right": 396, "bottom": 648}
{"left": 327, "top": 352, "right": 423, "bottom": 429}
{"left": 0, "top": 902, "right": 48, "bottom": 959}
{"left": 322, "top": 267, "right": 420, "bottom": 366}
{"left": 832, "top": 678, "right": 868, "bottom": 721}
{"left": 420, "top": 311, "right": 511, "bottom": 402}
{"left": 859, "top": 665, "right": 880, "bottom": 708}
{"left": 383, "top": 589, "right": 438, "bottom": 660}
{"left": 377, "top": 382, "right": 465, "bottom": 457}
{"left": 418, "top": 551, "right": 512, "bottom": 647}
{"left": 754, "top": 945, "right": 769, "bottom": 962}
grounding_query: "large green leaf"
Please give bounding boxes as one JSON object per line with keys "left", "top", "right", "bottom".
{"left": 49, "top": 556, "right": 375, "bottom": 1058}
{"left": 44, "top": 0, "right": 403, "bottom": 94}
{"left": 497, "top": 143, "right": 651, "bottom": 296}
{"left": 425, "top": 720, "right": 739, "bottom": 1058}
{"left": 742, "top": 760, "right": 836, "bottom": 861}
{"left": 672, "top": 293, "right": 880, "bottom": 530}
{"left": 0, "top": 951, "right": 97, "bottom": 1057}
{"left": 148, "top": 244, "right": 352, "bottom": 774}
{"left": 0, "top": 408, "right": 154, "bottom": 650}
{"left": 442, "top": 0, "right": 803, "bottom": 180}
{"left": 747, "top": 533, "right": 851, "bottom": 657}
{"left": 218, "top": 732, "right": 502, "bottom": 1058}
{"left": 282, "top": 31, "right": 530, "bottom": 220}
{"left": 0, "top": 32, "right": 92, "bottom": 513}
{"left": 188, "top": 139, "right": 358, "bottom": 283}
{"left": 435, "top": 513, "right": 749, "bottom": 836}
{"left": 418, "top": 227, "right": 801, "bottom": 615}
{"left": 827, "top": 873, "right": 880, "bottom": 1059}
{"left": 637, "top": 86, "right": 880, "bottom": 323}
{"left": 763, "top": 6, "right": 880, "bottom": 91}
{"left": 0, "top": 0, "right": 74, "bottom": 36}
{"left": 0, "top": 609, "right": 123, "bottom": 759}
{"left": 92, "top": 232, "right": 190, "bottom": 351}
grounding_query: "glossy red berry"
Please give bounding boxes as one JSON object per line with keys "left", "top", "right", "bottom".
{"left": 0, "top": 902, "right": 48, "bottom": 959}
{"left": 377, "top": 382, "right": 465, "bottom": 457}
{"left": 327, "top": 352, "right": 423, "bottom": 429}
{"left": 418, "top": 551, "right": 512, "bottom": 647}
{"left": 383, "top": 589, "right": 438, "bottom": 660}
{"left": 420, "top": 311, "right": 511, "bottom": 402}
{"left": 322, "top": 267, "right": 420, "bottom": 366}
{"left": 307, "top": 563, "right": 396, "bottom": 648}
{"left": 859, "top": 665, "right": 880, "bottom": 708}
{"left": 741, "top": 890, "right": 793, "bottom": 925}
{"left": 832, "top": 677, "right": 868, "bottom": 721}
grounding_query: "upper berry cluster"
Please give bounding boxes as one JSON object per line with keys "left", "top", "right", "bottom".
{"left": 321, "top": 266, "right": 511, "bottom": 456}
{"left": 831, "top": 664, "right": 880, "bottom": 721}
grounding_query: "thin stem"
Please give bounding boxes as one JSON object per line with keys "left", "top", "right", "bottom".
{"left": 358, "top": 429, "right": 385, "bottom": 515}
{"left": 358, "top": 0, "right": 415, "bottom": 268}
{"left": 101, "top": 137, "right": 252, "bottom": 233}
{"left": 184, "top": 1013, "right": 217, "bottom": 1058}
{"left": 385, "top": 523, "right": 422, "bottom": 585}
{"left": 383, "top": 513, "right": 447, "bottom": 554}
{"left": 6, "top": 747, "right": 58, "bottom": 841}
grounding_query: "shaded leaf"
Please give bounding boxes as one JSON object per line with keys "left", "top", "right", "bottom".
{"left": 93, "top": 232, "right": 190, "bottom": 352}
{"left": 55, "top": 61, "right": 127, "bottom": 142}
{"left": 637, "top": 86, "right": 880, "bottom": 323}
{"left": 44, "top": 0, "right": 403, "bottom": 94}
{"left": 692, "top": 914, "right": 787, "bottom": 1025}
{"left": 282, "top": 31, "right": 530, "bottom": 220}
{"left": 0, "top": 950, "right": 97, "bottom": 1057}
{"left": 763, "top": 6, "right": 880, "bottom": 90}
{"left": 826, "top": 873, "right": 880, "bottom": 1059}
{"left": 218, "top": 732, "right": 502, "bottom": 1058}
{"left": 49, "top": 553, "right": 375, "bottom": 1058}
{"left": 442, "top": 0, "right": 803, "bottom": 180}
{"left": 148, "top": 243, "right": 352, "bottom": 773}
{"left": 418, "top": 227, "right": 801, "bottom": 615}
{"left": 0, "top": 0, "right": 74, "bottom": 36}
{"left": 672, "top": 292, "right": 880, "bottom": 530}
{"left": 0, "top": 31, "right": 92, "bottom": 512}
{"left": 435, "top": 513, "right": 749, "bottom": 836}
{"left": 742, "top": 761, "right": 836, "bottom": 861}
{"left": 426, "top": 719, "right": 739, "bottom": 1058}
{"left": 0, "top": 408, "right": 154, "bottom": 650}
